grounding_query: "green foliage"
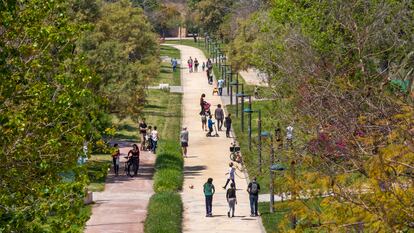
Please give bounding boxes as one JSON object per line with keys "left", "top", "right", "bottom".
{"left": 144, "top": 192, "right": 183, "bottom": 233}
{"left": 85, "top": 154, "right": 111, "bottom": 192}
{"left": 0, "top": 0, "right": 103, "bottom": 231}
{"left": 193, "top": 0, "right": 233, "bottom": 36}
{"left": 78, "top": 0, "right": 159, "bottom": 120}
{"left": 153, "top": 142, "right": 184, "bottom": 192}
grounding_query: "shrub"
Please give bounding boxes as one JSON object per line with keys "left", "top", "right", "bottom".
{"left": 144, "top": 192, "right": 182, "bottom": 233}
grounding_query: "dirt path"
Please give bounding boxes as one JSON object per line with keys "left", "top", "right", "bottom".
{"left": 85, "top": 142, "right": 155, "bottom": 233}
{"left": 167, "top": 44, "right": 263, "bottom": 233}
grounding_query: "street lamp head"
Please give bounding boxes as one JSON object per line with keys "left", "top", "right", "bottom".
{"left": 243, "top": 108, "right": 254, "bottom": 113}
{"left": 270, "top": 163, "right": 286, "bottom": 171}
{"left": 261, "top": 131, "right": 270, "bottom": 137}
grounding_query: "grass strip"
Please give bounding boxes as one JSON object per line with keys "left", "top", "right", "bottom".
{"left": 144, "top": 192, "right": 183, "bottom": 233}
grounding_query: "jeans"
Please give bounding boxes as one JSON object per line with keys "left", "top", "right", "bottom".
{"left": 152, "top": 140, "right": 158, "bottom": 153}
{"left": 249, "top": 195, "right": 259, "bottom": 215}
{"left": 205, "top": 195, "right": 213, "bottom": 215}
{"left": 223, "top": 178, "right": 235, "bottom": 189}
{"left": 228, "top": 198, "right": 236, "bottom": 216}
{"left": 216, "top": 119, "right": 223, "bottom": 130}
{"left": 112, "top": 158, "right": 119, "bottom": 175}
{"left": 226, "top": 125, "right": 231, "bottom": 137}
{"left": 218, "top": 87, "right": 223, "bottom": 96}
{"left": 128, "top": 156, "right": 139, "bottom": 176}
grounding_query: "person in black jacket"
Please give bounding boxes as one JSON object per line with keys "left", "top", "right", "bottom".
{"left": 226, "top": 183, "right": 237, "bottom": 218}
{"left": 224, "top": 113, "right": 232, "bottom": 138}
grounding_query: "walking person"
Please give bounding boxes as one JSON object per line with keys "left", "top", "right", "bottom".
{"left": 127, "top": 144, "right": 140, "bottom": 177}
{"left": 139, "top": 118, "right": 148, "bottom": 151}
{"left": 171, "top": 58, "right": 177, "bottom": 72}
{"left": 194, "top": 58, "right": 199, "bottom": 72}
{"left": 247, "top": 177, "right": 261, "bottom": 217}
{"left": 217, "top": 78, "right": 224, "bottom": 96}
{"left": 207, "top": 115, "right": 215, "bottom": 136}
{"left": 180, "top": 127, "right": 189, "bottom": 158}
{"left": 111, "top": 144, "right": 120, "bottom": 176}
{"left": 151, "top": 126, "right": 159, "bottom": 154}
{"left": 226, "top": 183, "right": 237, "bottom": 218}
{"left": 201, "top": 112, "right": 208, "bottom": 131}
{"left": 214, "top": 104, "right": 224, "bottom": 131}
{"left": 203, "top": 178, "right": 215, "bottom": 217}
{"left": 200, "top": 93, "right": 206, "bottom": 115}
{"left": 225, "top": 113, "right": 232, "bottom": 138}
{"left": 146, "top": 125, "right": 153, "bottom": 151}
{"left": 223, "top": 162, "right": 236, "bottom": 189}
{"left": 202, "top": 61, "right": 205, "bottom": 72}
{"left": 188, "top": 57, "right": 193, "bottom": 73}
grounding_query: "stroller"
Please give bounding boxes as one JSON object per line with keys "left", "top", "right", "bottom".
{"left": 203, "top": 102, "right": 211, "bottom": 115}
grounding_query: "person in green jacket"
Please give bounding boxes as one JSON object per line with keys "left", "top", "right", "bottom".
{"left": 203, "top": 178, "right": 215, "bottom": 217}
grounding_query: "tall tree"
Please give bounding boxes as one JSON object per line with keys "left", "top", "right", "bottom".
{"left": 0, "top": 0, "right": 102, "bottom": 231}
{"left": 78, "top": 0, "right": 159, "bottom": 120}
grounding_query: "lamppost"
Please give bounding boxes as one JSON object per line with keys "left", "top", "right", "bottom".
{"left": 236, "top": 93, "right": 249, "bottom": 132}
{"left": 230, "top": 81, "right": 243, "bottom": 117}
{"left": 243, "top": 107, "right": 261, "bottom": 156}
{"left": 262, "top": 129, "right": 286, "bottom": 213}
{"left": 226, "top": 69, "right": 234, "bottom": 98}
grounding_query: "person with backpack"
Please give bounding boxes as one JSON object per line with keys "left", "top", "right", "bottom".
{"left": 203, "top": 178, "right": 215, "bottom": 217}
{"left": 226, "top": 183, "right": 237, "bottom": 218}
{"left": 247, "top": 177, "right": 261, "bottom": 217}
{"left": 111, "top": 144, "right": 120, "bottom": 176}
{"left": 223, "top": 162, "right": 236, "bottom": 189}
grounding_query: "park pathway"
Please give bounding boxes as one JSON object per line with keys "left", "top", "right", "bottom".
{"left": 85, "top": 142, "right": 155, "bottom": 233}
{"left": 167, "top": 44, "right": 263, "bottom": 233}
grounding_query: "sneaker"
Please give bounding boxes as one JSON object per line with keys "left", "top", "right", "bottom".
{"left": 232, "top": 214, "right": 234, "bottom": 218}
{"left": 227, "top": 212, "right": 230, "bottom": 218}
{"left": 222, "top": 186, "right": 226, "bottom": 189}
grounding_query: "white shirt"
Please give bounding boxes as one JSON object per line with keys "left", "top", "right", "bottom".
{"left": 286, "top": 126, "right": 293, "bottom": 140}
{"left": 228, "top": 167, "right": 235, "bottom": 179}
{"left": 217, "top": 79, "right": 224, "bottom": 88}
{"left": 151, "top": 130, "right": 158, "bottom": 141}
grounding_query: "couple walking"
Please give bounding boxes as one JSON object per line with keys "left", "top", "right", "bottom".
{"left": 203, "top": 175, "right": 261, "bottom": 218}
{"left": 187, "top": 57, "right": 199, "bottom": 73}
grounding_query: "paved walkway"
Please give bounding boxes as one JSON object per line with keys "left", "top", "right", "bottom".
{"left": 239, "top": 69, "right": 268, "bottom": 87}
{"left": 85, "top": 142, "right": 155, "bottom": 233}
{"left": 166, "top": 44, "right": 263, "bottom": 233}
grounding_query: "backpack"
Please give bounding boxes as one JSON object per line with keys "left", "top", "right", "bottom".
{"left": 250, "top": 182, "right": 258, "bottom": 194}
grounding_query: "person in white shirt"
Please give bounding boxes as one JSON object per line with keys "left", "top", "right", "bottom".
{"left": 223, "top": 162, "right": 236, "bottom": 189}
{"left": 286, "top": 125, "right": 293, "bottom": 148}
{"left": 151, "top": 126, "right": 159, "bottom": 154}
{"left": 217, "top": 78, "right": 224, "bottom": 96}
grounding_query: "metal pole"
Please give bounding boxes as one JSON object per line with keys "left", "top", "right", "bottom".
{"left": 248, "top": 96, "right": 252, "bottom": 151}
{"left": 230, "top": 79, "right": 233, "bottom": 105}
{"left": 270, "top": 135, "right": 275, "bottom": 213}
{"left": 235, "top": 83, "right": 239, "bottom": 118}
{"left": 241, "top": 85, "right": 245, "bottom": 132}
{"left": 258, "top": 109, "right": 262, "bottom": 173}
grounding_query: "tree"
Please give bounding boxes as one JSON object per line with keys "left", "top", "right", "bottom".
{"left": 193, "top": 0, "right": 233, "bottom": 36}
{"left": 0, "top": 0, "right": 103, "bottom": 231}
{"left": 77, "top": 0, "right": 159, "bottom": 120}
{"left": 228, "top": 0, "right": 414, "bottom": 230}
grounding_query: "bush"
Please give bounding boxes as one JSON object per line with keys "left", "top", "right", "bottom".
{"left": 153, "top": 140, "right": 183, "bottom": 192}
{"left": 144, "top": 192, "right": 182, "bottom": 233}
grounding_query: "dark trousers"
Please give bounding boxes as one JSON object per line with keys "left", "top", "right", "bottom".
{"left": 249, "top": 195, "right": 259, "bottom": 215}
{"left": 152, "top": 140, "right": 158, "bottom": 153}
{"left": 223, "top": 178, "right": 235, "bottom": 189}
{"left": 218, "top": 87, "right": 223, "bottom": 96}
{"left": 226, "top": 125, "right": 231, "bottom": 137}
{"left": 205, "top": 195, "right": 213, "bottom": 215}
{"left": 208, "top": 126, "right": 213, "bottom": 135}
{"left": 112, "top": 158, "right": 119, "bottom": 175}
{"left": 128, "top": 157, "right": 139, "bottom": 176}
{"left": 216, "top": 119, "right": 223, "bottom": 130}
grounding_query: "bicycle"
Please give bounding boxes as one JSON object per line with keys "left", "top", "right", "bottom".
{"left": 229, "top": 140, "right": 241, "bottom": 162}
{"left": 124, "top": 156, "right": 138, "bottom": 177}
